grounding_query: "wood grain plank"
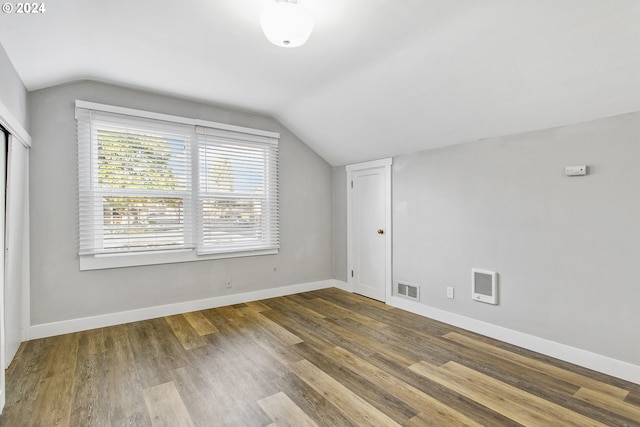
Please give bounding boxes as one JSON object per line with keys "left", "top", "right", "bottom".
{"left": 414, "top": 329, "right": 582, "bottom": 397}
{"left": 312, "top": 287, "right": 397, "bottom": 311}
{"left": 263, "top": 296, "right": 327, "bottom": 321}
{"left": 306, "top": 316, "right": 389, "bottom": 359}
{"left": 4, "top": 337, "right": 56, "bottom": 407}
{"left": 325, "top": 346, "right": 482, "bottom": 426}
{"left": 127, "top": 319, "right": 187, "bottom": 389}
{"left": 28, "top": 373, "right": 76, "bottom": 427}
{"left": 444, "top": 331, "right": 629, "bottom": 399}
{"left": 291, "top": 359, "right": 401, "bottom": 426}
{"left": 242, "top": 310, "right": 303, "bottom": 346}
{"left": 164, "top": 314, "right": 207, "bottom": 350}
{"left": 328, "top": 317, "right": 423, "bottom": 366}
{"left": 213, "top": 305, "right": 246, "bottom": 321}
{"left": 27, "top": 333, "right": 79, "bottom": 426}
{"left": 228, "top": 312, "right": 304, "bottom": 367}
{"left": 258, "top": 391, "right": 319, "bottom": 427}
{"left": 43, "top": 332, "right": 79, "bottom": 378}
{"left": 5, "top": 341, "right": 27, "bottom": 380}
{"left": 242, "top": 300, "right": 271, "bottom": 313}
{"left": 184, "top": 321, "right": 282, "bottom": 425}
{"left": 69, "top": 352, "right": 110, "bottom": 427}
{"left": 196, "top": 307, "right": 234, "bottom": 330}
{"left": 295, "top": 342, "right": 416, "bottom": 423}
{"left": 405, "top": 410, "right": 479, "bottom": 427}
{"left": 76, "top": 328, "right": 106, "bottom": 356}
{"left": 182, "top": 311, "right": 219, "bottom": 336}
{"left": 105, "top": 325, "right": 152, "bottom": 427}
{"left": 347, "top": 301, "right": 453, "bottom": 337}
{"left": 366, "top": 352, "right": 521, "bottom": 427}
{"left": 169, "top": 366, "right": 237, "bottom": 425}
{"left": 69, "top": 328, "right": 111, "bottom": 426}
{"left": 260, "top": 309, "right": 336, "bottom": 353}
{"left": 574, "top": 387, "right": 640, "bottom": 422}
{"left": 143, "top": 381, "right": 194, "bottom": 427}
{"left": 270, "top": 372, "right": 355, "bottom": 427}
{"left": 410, "top": 360, "right": 608, "bottom": 427}
{"left": 0, "top": 402, "right": 30, "bottom": 427}
{"left": 626, "top": 390, "right": 640, "bottom": 407}
{"left": 297, "top": 297, "right": 388, "bottom": 329}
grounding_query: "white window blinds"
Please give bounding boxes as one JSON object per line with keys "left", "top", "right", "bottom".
{"left": 77, "top": 109, "right": 194, "bottom": 255}
{"left": 76, "top": 102, "right": 279, "bottom": 261}
{"left": 197, "top": 127, "right": 279, "bottom": 255}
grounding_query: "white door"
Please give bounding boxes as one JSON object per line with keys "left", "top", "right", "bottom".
{"left": 4, "top": 137, "right": 26, "bottom": 366}
{"left": 0, "top": 129, "right": 6, "bottom": 411}
{"left": 347, "top": 159, "right": 392, "bottom": 302}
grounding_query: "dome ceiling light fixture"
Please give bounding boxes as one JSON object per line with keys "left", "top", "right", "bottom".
{"left": 260, "top": 0, "right": 314, "bottom": 48}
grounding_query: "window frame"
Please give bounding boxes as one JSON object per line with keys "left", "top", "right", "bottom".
{"left": 76, "top": 100, "right": 280, "bottom": 271}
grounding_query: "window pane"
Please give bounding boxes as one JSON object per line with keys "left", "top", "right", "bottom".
{"left": 77, "top": 108, "right": 193, "bottom": 255}
{"left": 97, "top": 128, "right": 188, "bottom": 191}
{"left": 102, "top": 196, "right": 185, "bottom": 251}
{"left": 197, "top": 134, "right": 278, "bottom": 254}
{"left": 199, "top": 142, "right": 267, "bottom": 194}
{"left": 201, "top": 198, "right": 265, "bottom": 248}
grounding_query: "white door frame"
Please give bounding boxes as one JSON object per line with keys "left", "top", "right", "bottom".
{"left": 4, "top": 136, "right": 28, "bottom": 367}
{"left": 0, "top": 100, "right": 31, "bottom": 414}
{"left": 0, "top": 130, "right": 6, "bottom": 412}
{"left": 346, "top": 158, "right": 392, "bottom": 302}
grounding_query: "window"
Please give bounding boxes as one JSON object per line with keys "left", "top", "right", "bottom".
{"left": 197, "top": 127, "right": 279, "bottom": 255}
{"left": 76, "top": 101, "right": 279, "bottom": 270}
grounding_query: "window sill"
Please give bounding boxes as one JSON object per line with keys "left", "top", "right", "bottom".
{"left": 79, "top": 248, "right": 278, "bottom": 271}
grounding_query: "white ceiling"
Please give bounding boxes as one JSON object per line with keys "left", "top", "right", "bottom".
{"left": 1, "top": 0, "right": 640, "bottom": 165}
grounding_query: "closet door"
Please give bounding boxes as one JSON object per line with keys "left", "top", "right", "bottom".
{"left": 0, "top": 128, "right": 7, "bottom": 411}
{"left": 346, "top": 158, "right": 392, "bottom": 303}
{"left": 4, "top": 135, "right": 27, "bottom": 367}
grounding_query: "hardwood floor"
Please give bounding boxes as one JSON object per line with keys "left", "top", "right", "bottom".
{"left": 1, "top": 287, "right": 639, "bottom": 426}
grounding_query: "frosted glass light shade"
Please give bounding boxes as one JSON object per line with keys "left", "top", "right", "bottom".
{"left": 260, "top": 1, "right": 314, "bottom": 48}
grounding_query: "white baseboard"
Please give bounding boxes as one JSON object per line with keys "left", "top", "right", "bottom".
{"left": 26, "top": 279, "right": 337, "bottom": 340}
{"left": 333, "top": 279, "right": 352, "bottom": 293}
{"left": 389, "top": 296, "right": 640, "bottom": 385}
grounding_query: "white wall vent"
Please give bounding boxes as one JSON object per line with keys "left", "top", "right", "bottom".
{"left": 396, "top": 281, "right": 419, "bottom": 301}
{"left": 472, "top": 268, "right": 498, "bottom": 305}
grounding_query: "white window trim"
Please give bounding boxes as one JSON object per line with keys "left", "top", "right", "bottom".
{"left": 76, "top": 101, "right": 280, "bottom": 271}
{"left": 75, "top": 101, "right": 280, "bottom": 139}
{"left": 80, "top": 248, "right": 278, "bottom": 271}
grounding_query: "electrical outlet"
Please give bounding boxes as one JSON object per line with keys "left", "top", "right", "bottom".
{"left": 225, "top": 279, "right": 232, "bottom": 288}
{"left": 565, "top": 165, "right": 587, "bottom": 176}
{"left": 446, "top": 286, "right": 455, "bottom": 299}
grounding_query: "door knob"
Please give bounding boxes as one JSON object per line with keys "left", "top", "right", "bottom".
{"left": 377, "top": 229, "right": 384, "bottom": 234}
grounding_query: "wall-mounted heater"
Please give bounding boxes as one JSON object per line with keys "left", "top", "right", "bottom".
{"left": 472, "top": 269, "right": 498, "bottom": 305}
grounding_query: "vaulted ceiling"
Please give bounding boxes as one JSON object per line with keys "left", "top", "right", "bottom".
{"left": 1, "top": 0, "right": 640, "bottom": 165}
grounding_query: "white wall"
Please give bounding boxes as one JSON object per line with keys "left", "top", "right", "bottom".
{"left": 393, "top": 111, "right": 640, "bottom": 367}
{"left": 28, "top": 80, "right": 334, "bottom": 326}
{"left": 0, "top": 44, "right": 27, "bottom": 131}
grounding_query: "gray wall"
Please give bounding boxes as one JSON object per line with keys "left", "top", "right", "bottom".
{"left": 332, "top": 165, "right": 348, "bottom": 282}
{"left": 0, "top": 43, "right": 28, "bottom": 130}
{"left": 29, "top": 80, "right": 334, "bottom": 325}
{"left": 393, "top": 111, "right": 640, "bottom": 365}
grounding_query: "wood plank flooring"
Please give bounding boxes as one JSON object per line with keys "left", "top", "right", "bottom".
{"left": 1, "top": 287, "right": 639, "bottom": 426}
